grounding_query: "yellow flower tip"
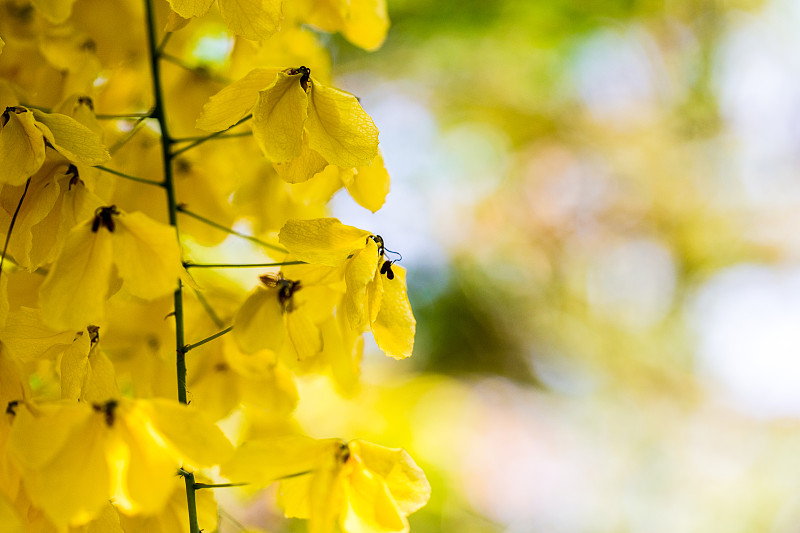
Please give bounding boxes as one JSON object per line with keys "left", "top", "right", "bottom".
{"left": 0, "top": 106, "right": 46, "bottom": 186}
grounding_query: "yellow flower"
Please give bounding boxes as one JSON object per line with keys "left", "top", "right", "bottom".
{"left": 224, "top": 436, "right": 430, "bottom": 533}
{"left": 0, "top": 106, "right": 109, "bottom": 186}
{"left": 197, "top": 66, "right": 379, "bottom": 180}
{"left": 38, "top": 206, "right": 184, "bottom": 330}
{"left": 279, "top": 218, "right": 415, "bottom": 359}
{"left": 166, "top": 0, "right": 282, "bottom": 41}
{"left": 233, "top": 273, "right": 331, "bottom": 359}
{"left": 7, "top": 398, "right": 233, "bottom": 527}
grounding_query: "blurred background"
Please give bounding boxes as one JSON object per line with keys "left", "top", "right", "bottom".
{"left": 268, "top": 0, "right": 800, "bottom": 532}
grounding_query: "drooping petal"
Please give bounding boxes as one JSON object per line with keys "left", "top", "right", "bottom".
{"left": 341, "top": 150, "right": 390, "bottom": 213}
{"left": 32, "top": 110, "right": 110, "bottom": 166}
{"left": 39, "top": 220, "right": 115, "bottom": 330}
{"left": 0, "top": 307, "right": 76, "bottom": 361}
{"left": 112, "top": 211, "right": 183, "bottom": 300}
{"left": 219, "top": 0, "right": 282, "bottom": 41}
{"left": 0, "top": 108, "right": 46, "bottom": 186}
{"left": 196, "top": 68, "right": 281, "bottom": 131}
{"left": 286, "top": 306, "right": 323, "bottom": 360}
{"left": 164, "top": 0, "right": 215, "bottom": 18}
{"left": 223, "top": 435, "right": 331, "bottom": 485}
{"left": 344, "top": 238, "right": 379, "bottom": 330}
{"left": 371, "top": 265, "right": 415, "bottom": 359}
{"left": 279, "top": 218, "right": 371, "bottom": 267}
{"left": 233, "top": 286, "right": 286, "bottom": 354}
{"left": 349, "top": 441, "right": 430, "bottom": 515}
{"left": 252, "top": 70, "right": 309, "bottom": 163}
{"left": 341, "top": 0, "right": 389, "bottom": 52}
{"left": 59, "top": 328, "right": 92, "bottom": 400}
{"left": 342, "top": 464, "right": 407, "bottom": 533}
{"left": 306, "top": 81, "right": 379, "bottom": 168}
{"left": 273, "top": 135, "right": 328, "bottom": 183}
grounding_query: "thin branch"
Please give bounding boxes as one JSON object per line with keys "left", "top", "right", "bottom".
{"left": 191, "top": 287, "right": 225, "bottom": 328}
{"left": 108, "top": 116, "right": 150, "bottom": 156}
{"left": 161, "top": 52, "right": 231, "bottom": 84}
{"left": 177, "top": 206, "right": 287, "bottom": 253}
{"left": 156, "top": 31, "right": 172, "bottom": 55}
{"left": 184, "top": 326, "right": 232, "bottom": 352}
{"left": 144, "top": 0, "right": 199, "bottom": 531}
{"left": 170, "top": 115, "right": 252, "bottom": 156}
{"left": 171, "top": 131, "right": 253, "bottom": 143}
{"left": 95, "top": 111, "right": 153, "bottom": 120}
{"left": 184, "top": 261, "right": 305, "bottom": 269}
{"left": 96, "top": 165, "right": 164, "bottom": 187}
{"left": 0, "top": 178, "right": 31, "bottom": 286}
{"left": 194, "top": 482, "right": 248, "bottom": 490}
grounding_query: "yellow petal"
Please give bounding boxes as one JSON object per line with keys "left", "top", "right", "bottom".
{"left": 279, "top": 218, "right": 370, "bottom": 267}
{"left": 233, "top": 286, "right": 286, "bottom": 354}
{"left": 59, "top": 329, "right": 92, "bottom": 400}
{"left": 138, "top": 398, "right": 234, "bottom": 468}
{"left": 342, "top": 464, "right": 406, "bottom": 533}
{"left": 165, "top": 9, "right": 192, "bottom": 31}
{"left": 196, "top": 68, "right": 281, "bottom": 131}
{"left": 164, "top": 0, "right": 214, "bottom": 18}
{"left": 219, "top": 0, "right": 282, "bottom": 41}
{"left": 342, "top": 150, "right": 390, "bottom": 213}
{"left": 286, "top": 306, "right": 323, "bottom": 360}
{"left": 308, "top": 444, "right": 347, "bottom": 533}
{"left": 30, "top": 0, "right": 78, "bottom": 23}
{"left": 273, "top": 136, "right": 328, "bottom": 183}
{"left": 344, "top": 238, "right": 379, "bottom": 330}
{"left": 367, "top": 263, "right": 384, "bottom": 325}
{"left": 116, "top": 410, "right": 177, "bottom": 515}
{"left": 341, "top": 0, "right": 389, "bottom": 52}
{"left": 80, "top": 347, "right": 120, "bottom": 404}
{"left": 0, "top": 492, "right": 23, "bottom": 533}
{"left": 371, "top": 265, "right": 415, "bottom": 359}
{"left": 32, "top": 110, "right": 110, "bottom": 165}
{"left": 306, "top": 81, "right": 379, "bottom": 168}
{"left": 252, "top": 71, "right": 308, "bottom": 163}
{"left": 223, "top": 435, "right": 330, "bottom": 485}
{"left": 0, "top": 307, "right": 76, "bottom": 361}
{"left": 9, "top": 405, "right": 110, "bottom": 527}
{"left": 0, "top": 107, "right": 46, "bottom": 186}
{"left": 349, "top": 441, "right": 430, "bottom": 515}
{"left": 39, "top": 220, "right": 114, "bottom": 331}
{"left": 113, "top": 211, "right": 183, "bottom": 300}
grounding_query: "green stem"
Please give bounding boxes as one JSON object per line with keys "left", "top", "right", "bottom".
{"left": 96, "top": 165, "right": 164, "bottom": 186}
{"left": 177, "top": 205, "right": 287, "bottom": 253}
{"left": 184, "top": 261, "right": 305, "bottom": 268}
{"left": 144, "top": 1, "right": 199, "bottom": 532}
{"left": 108, "top": 116, "right": 150, "bottom": 156}
{"left": 171, "top": 115, "right": 252, "bottom": 156}
{"left": 184, "top": 326, "right": 233, "bottom": 352}
{"left": 194, "top": 482, "right": 248, "bottom": 490}
{"left": 191, "top": 287, "right": 225, "bottom": 328}
{"left": 171, "top": 131, "right": 253, "bottom": 143}
{"left": 161, "top": 52, "right": 231, "bottom": 84}
{"left": 95, "top": 112, "right": 152, "bottom": 119}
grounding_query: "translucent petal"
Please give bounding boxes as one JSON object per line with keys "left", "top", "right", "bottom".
{"left": 196, "top": 68, "right": 281, "bottom": 131}
{"left": 286, "top": 306, "right": 323, "bottom": 360}
{"left": 164, "top": 0, "right": 215, "bottom": 18}
{"left": 223, "top": 435, "right": 331, "bottom": 485}
{"left": 219, "top": 0, "right": 282, "bottom": 41}
{"left": 113, "top": 212, "right": 183, "bottom": 300}
{"left": 306, "top": 81, "right": 379, "bottom": 168}
{"left": 341, "top": 0, "right": 389, "bottom": 52}
{"left": 138, "top": 398, "right": 234, "bottom": 468}
{"left": 342, "top": 151, "right": 390, "bottom": 213}
{"left": 371, "top": 265, "right": 415, "bottom": 359}
{"left": 29, "top": 0, "right": 78, "bottom": 22}
{"left": 59, "top": 329, "right": 92, "bottom": 400}
{"left": 0, "top": 108, "right": 46, "bottom": 186}
{"left": 233, "top": 286, "right": 286, "bottom": 354}
{"left": 342, "top": 465, "right": 406, "bottom": 533}
{"left": 39, "top": 220, "right": 114, "bottom": 331}
{"left": 344, "top": 238, "right": 379, "bottom": 330}
{"left": 252, "top": 71, "right": 309, "bottom": 163}
{"left": 32, "top": 110, "right": 110, "bottom": 166}
{"left": 273, "top": 135, "right": 328, "bottom": 183}
{"left": 350, "top": 441, "right": 430, "bottom": 515}
{"left": 0, "top": 307, "right": 76, "bottom": 361}
{"left": 279, "top": 218, "right": 371, "bottom": 267}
